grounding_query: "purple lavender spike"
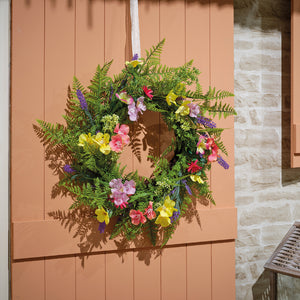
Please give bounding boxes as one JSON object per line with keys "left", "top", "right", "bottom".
{"left": 182, "top": 179, "right": 192, "bottom": 195}
{"left": 217, "top": 155, "right": 229, "bottom": 169}
{"left": 63, "top": 164, "right": 75, "bottom": 174}
{"left": 197, "top": 116, "right": 216, "bottom": 128}
{"left": 76, "top": 89, "right": 88, "bottom": 111}
{"left": 132, "top": 53, "right": 139, "bottom": 60}
{"left": 170, "top": 211, "right": 180, "bottom": 223}
{"left": 98, "top": 222, "right": 106, "bottom": 233}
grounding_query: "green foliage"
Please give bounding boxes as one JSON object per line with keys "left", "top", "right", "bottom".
{"left": 36, "top": 39, "right": 235, "bottom": 247}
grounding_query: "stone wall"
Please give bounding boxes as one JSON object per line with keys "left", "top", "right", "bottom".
{"left": 234, "top": 0, "right": 300, "bottom": 299}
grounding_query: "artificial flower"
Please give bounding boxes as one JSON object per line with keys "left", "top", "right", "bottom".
{"left": 166, "top": 90, "right": 178, "bottom": 106}
{"left": 126, "top": 59, "right": 142, "bottom": 68}
{"left": 109, "top": 178, "right": 136, "bottom": 208}
{"left": 98, "top": 222, "right": 106, "bottom": 233}
{"left": 170, "top": 211, "right": 180, "bottom": 223}
{"left": 76, "top": 89, "right": 88, "bottom": 111}
{"left": 175, "top": 101, "right": 191, "bottom": 116}
{"left": 123, "top": 180, "right": 136, "bottom": 195}
{"left": 187, "top": 160, "right": 202, "bottom": 173}
{"left": 190, "top": 175, "right": 204, "bottom": 184}
{"left": 143, "top": 86, "right": 153, "bottom": 99}
{"left": 196, "top": 135, "right": 206, "bottom": 155}
{"left": 63, "top": 164, "right": 75, "bottom": 174}
{"left": 116, "top": 91, "right": 134, "bottom": 104}
{"left": 110, "top": 190, "right": 129, "bottom": 208}
{"left": 95, "top": 207, "right": 110, "bottom": 224}
{"left": 93, "top": 132, "right": 111, "bottom": 155}
{"left": 156, "top": 196, "right": 177, "bottom": 217}
{"left": 208, "top": 149, "right": 218, "bottom": 162}
{"left": 144, "top": 201, "right": 156, "bottom": 220}
{"left": 109, "top": 135, "right": 124, "bottom": 153}
{"left": 187, "top": 102, "right": 200, "bottom": 118}
{"left": 127, "top": 96, "right": 147, "bottom": 121}
{"left": 78, "top": 133, "right": 94, "bottom": 147}
{"left": 155, "top": 215, "right": 171, "bottom": 227}
{"left": 130, "top": 209, "right": 146, "bottom": 225}
{"left": 113, "top": 124, "right": 130, "bottom": 145}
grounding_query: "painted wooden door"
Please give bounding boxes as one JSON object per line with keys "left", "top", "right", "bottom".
{"left": 11, "top": 0, "right": 236, "bottom": 299}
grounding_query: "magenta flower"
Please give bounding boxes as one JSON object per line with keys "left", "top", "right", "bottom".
{"left": 187, "top": 160, "right": 202, "bottom": 173}
{"left": 130, "top": 209, "right": 146, "bottom": 225}
{"left": 144, "top": 201, "right": 156, "bottom": 220}
{"left": 143, "top": 86, "right": 153, "bottom": 99}
{"left": 187, "top": 102, "right": 200, "bottom": 118}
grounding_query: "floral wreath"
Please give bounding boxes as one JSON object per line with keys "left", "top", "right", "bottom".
{"left": 38, "top": 40, "right": 235, "bottom": 246}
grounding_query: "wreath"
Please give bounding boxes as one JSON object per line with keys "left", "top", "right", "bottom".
{"left": 37, "top": 40, "right": 235, "bottom": 246}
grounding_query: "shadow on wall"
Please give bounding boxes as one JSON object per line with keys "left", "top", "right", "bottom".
{"left": 235, "top": 0, "right": 300, "bottom": 186}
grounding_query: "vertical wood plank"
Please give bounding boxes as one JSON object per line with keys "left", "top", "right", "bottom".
{"left": 76, "top": 254, "right": 105, "bottom": 300}
{"left": 186, "top": 0, "right": 210, "bottom": 89}
{"left": 159, "top": 0, "right": 186, "bottom": 66}
{"left": 187, "top": 244, "right": 212, "bottom": 300}
{"left": 12, "top": 260, "right": 45, "bottom": 300}
{"left": 161, "top": 246, "right": 187, "bottom": 300}
{"left": 11, "top": 0, "right": 44, "bottom": 221}
{"left": 133, "top": 250, "right": 161, "bottom": 300}
{"left": 44, "top": 0, "right": 75, "bottom": 218}
{"left": 211, "top": 241, "right": 235, "bottom": 300}
{"left": 210, "top": 1, "right": 234, "bottom": 208}
{"left": 291, "top": 0, "right": 300, "bottom": 167}
{"left": 45, "top": 257, "right": 75, "bottom": 300}
{"left": 106, "top": 251, "right": 134, "bottom": 300}
{"left": 133, "top": 0, "right": 160, "bottom": 177}
{"left": 75, "top": 0, "right": 105, "bottom": 86}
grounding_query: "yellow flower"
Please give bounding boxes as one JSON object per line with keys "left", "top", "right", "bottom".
{"left": 78, "top": 133, "right": 94, "bottom": 147}
{"left": 155, "top": 215, "right": 171, "bottom": 227}
{"left": 95, "top": 207, "right": 110, "bottom": 224}
{"left": 93, "top": 132, "right": 111, "bottom": 155}
{"left": 175, "top": 100, "right": 191, "bottom": 116}
{"left": 156, "top": 196, "right": 177, "bottom": 217}
{"left": 125, "top": 60, "right": 142, "bottom": 68}
{"left": 190, "top": 175, "right": 204, "bottom": 184}
{"left": 166, "top": 91, "right": 178, "bottom": 106}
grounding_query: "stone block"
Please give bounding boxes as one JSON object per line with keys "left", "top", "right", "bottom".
{"left": 261, "top": 74, "right": 281, "bottom": 93}
{"left": 249, "top": 109, "right": 263, "bottom": 126}
{"left": 234, "top": 39, "right": 254, "bottom": 50}
{"left": 235, "top": 194, "right": 255, "bottom": 206}
{"left": 250, "top": 169, "right": 281, "bottom": 189}
{"left": 239, "top": 204, "right": 291, "bottom": 227}
{"left": 249, "top": 152, "right": 281, "bottom": 170}
{"left": 235, "top": 73, "right": 260, "bottom": 92}
{"left": 236, "top": 228, "right": 260, "bottom": 247}
{"left": 263, "top": 111, "right": 281, "bottom": 127}
{"left": 261, "top": 223, "right": 292, "bottom": 245}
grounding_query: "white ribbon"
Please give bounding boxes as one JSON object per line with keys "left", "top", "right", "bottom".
{"left": 130, "top": 0, "right": 141, "bottom": 58}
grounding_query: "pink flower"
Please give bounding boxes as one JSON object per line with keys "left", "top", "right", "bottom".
{"left": 109, "top": 178, "right": 123, "bottom": 191}
{"left": 116, "top": 91, "right": 134, "bottom": 104}
{"left": 123, "top": 180, "right": 136, "bottom": 195}
{"left": 114, "top": 124, "right": 130, "bottom": 145}
{"left": 187, "top": 102, "right": 200, "bottom": 118}
{"left": 130, "top": 209, "right": 146, "bottom": 225}
{"left": 187, "top": 160, "right": 202, "bottom": 173}
{"left": 143, "top": 86, "right": 153, "bottom": 99}
{"left": 144, "top": 201, "right": 156, "bottom": 220}
{"left": 127, "top": 97, "right": 147, "bottom": 121}
{"left": 111, "top": 190, "right": 129, "bottom": 208}
{"left": 109, "top": 135, "right": 124, "bottom": 153}
{"left": 208, "top": 148, "right": 218, "bottom": 162}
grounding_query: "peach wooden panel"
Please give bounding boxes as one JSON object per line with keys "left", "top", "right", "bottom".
{"left": 187, "top": 243, "right": 212, "bottom": 300}
{"left": 211, "top": 241, "right": 235, "bottom": 300}
{"left": 106, "top": 251, "right": 134, "bottom": 300}
{"left": 75, "top": 0, "right": 105, "bottom": 86}
{"left": 133, "top": 249, "right": 161, "bottom": 300}
{"left": 161, "top": 246, "right": 187, "bottom": 300}
{"left": 44, "top": 0, "right": 75, "bottom": 218}
{"left": 45, "top": 257, "right": 75, "bottom": 300}
{"left": 12, "top": 260, "right": 45, "bottom": 300}
{"left": 160, "top": 0, "right": 185, "bottom": 66}
{"left": 75, "top": 254, "right": 106, "bottom": 300}
{"left": 11, "top": 0, "right": 44, "bottom": 221}
{"left": 210, "top": 0, "right": 235, "bottom": 208}
{"left": 13, "top": 207, "right": 236, "bottom": 259}
{"left": 291, "top": 0, "right": 300, "bottom": 167}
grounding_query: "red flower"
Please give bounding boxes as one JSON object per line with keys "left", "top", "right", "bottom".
{"left": 143, "top": 86, "right": 153, "bottom": 99}
{"left": 187, "top": 160, "right": 202, "bottom": 173}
